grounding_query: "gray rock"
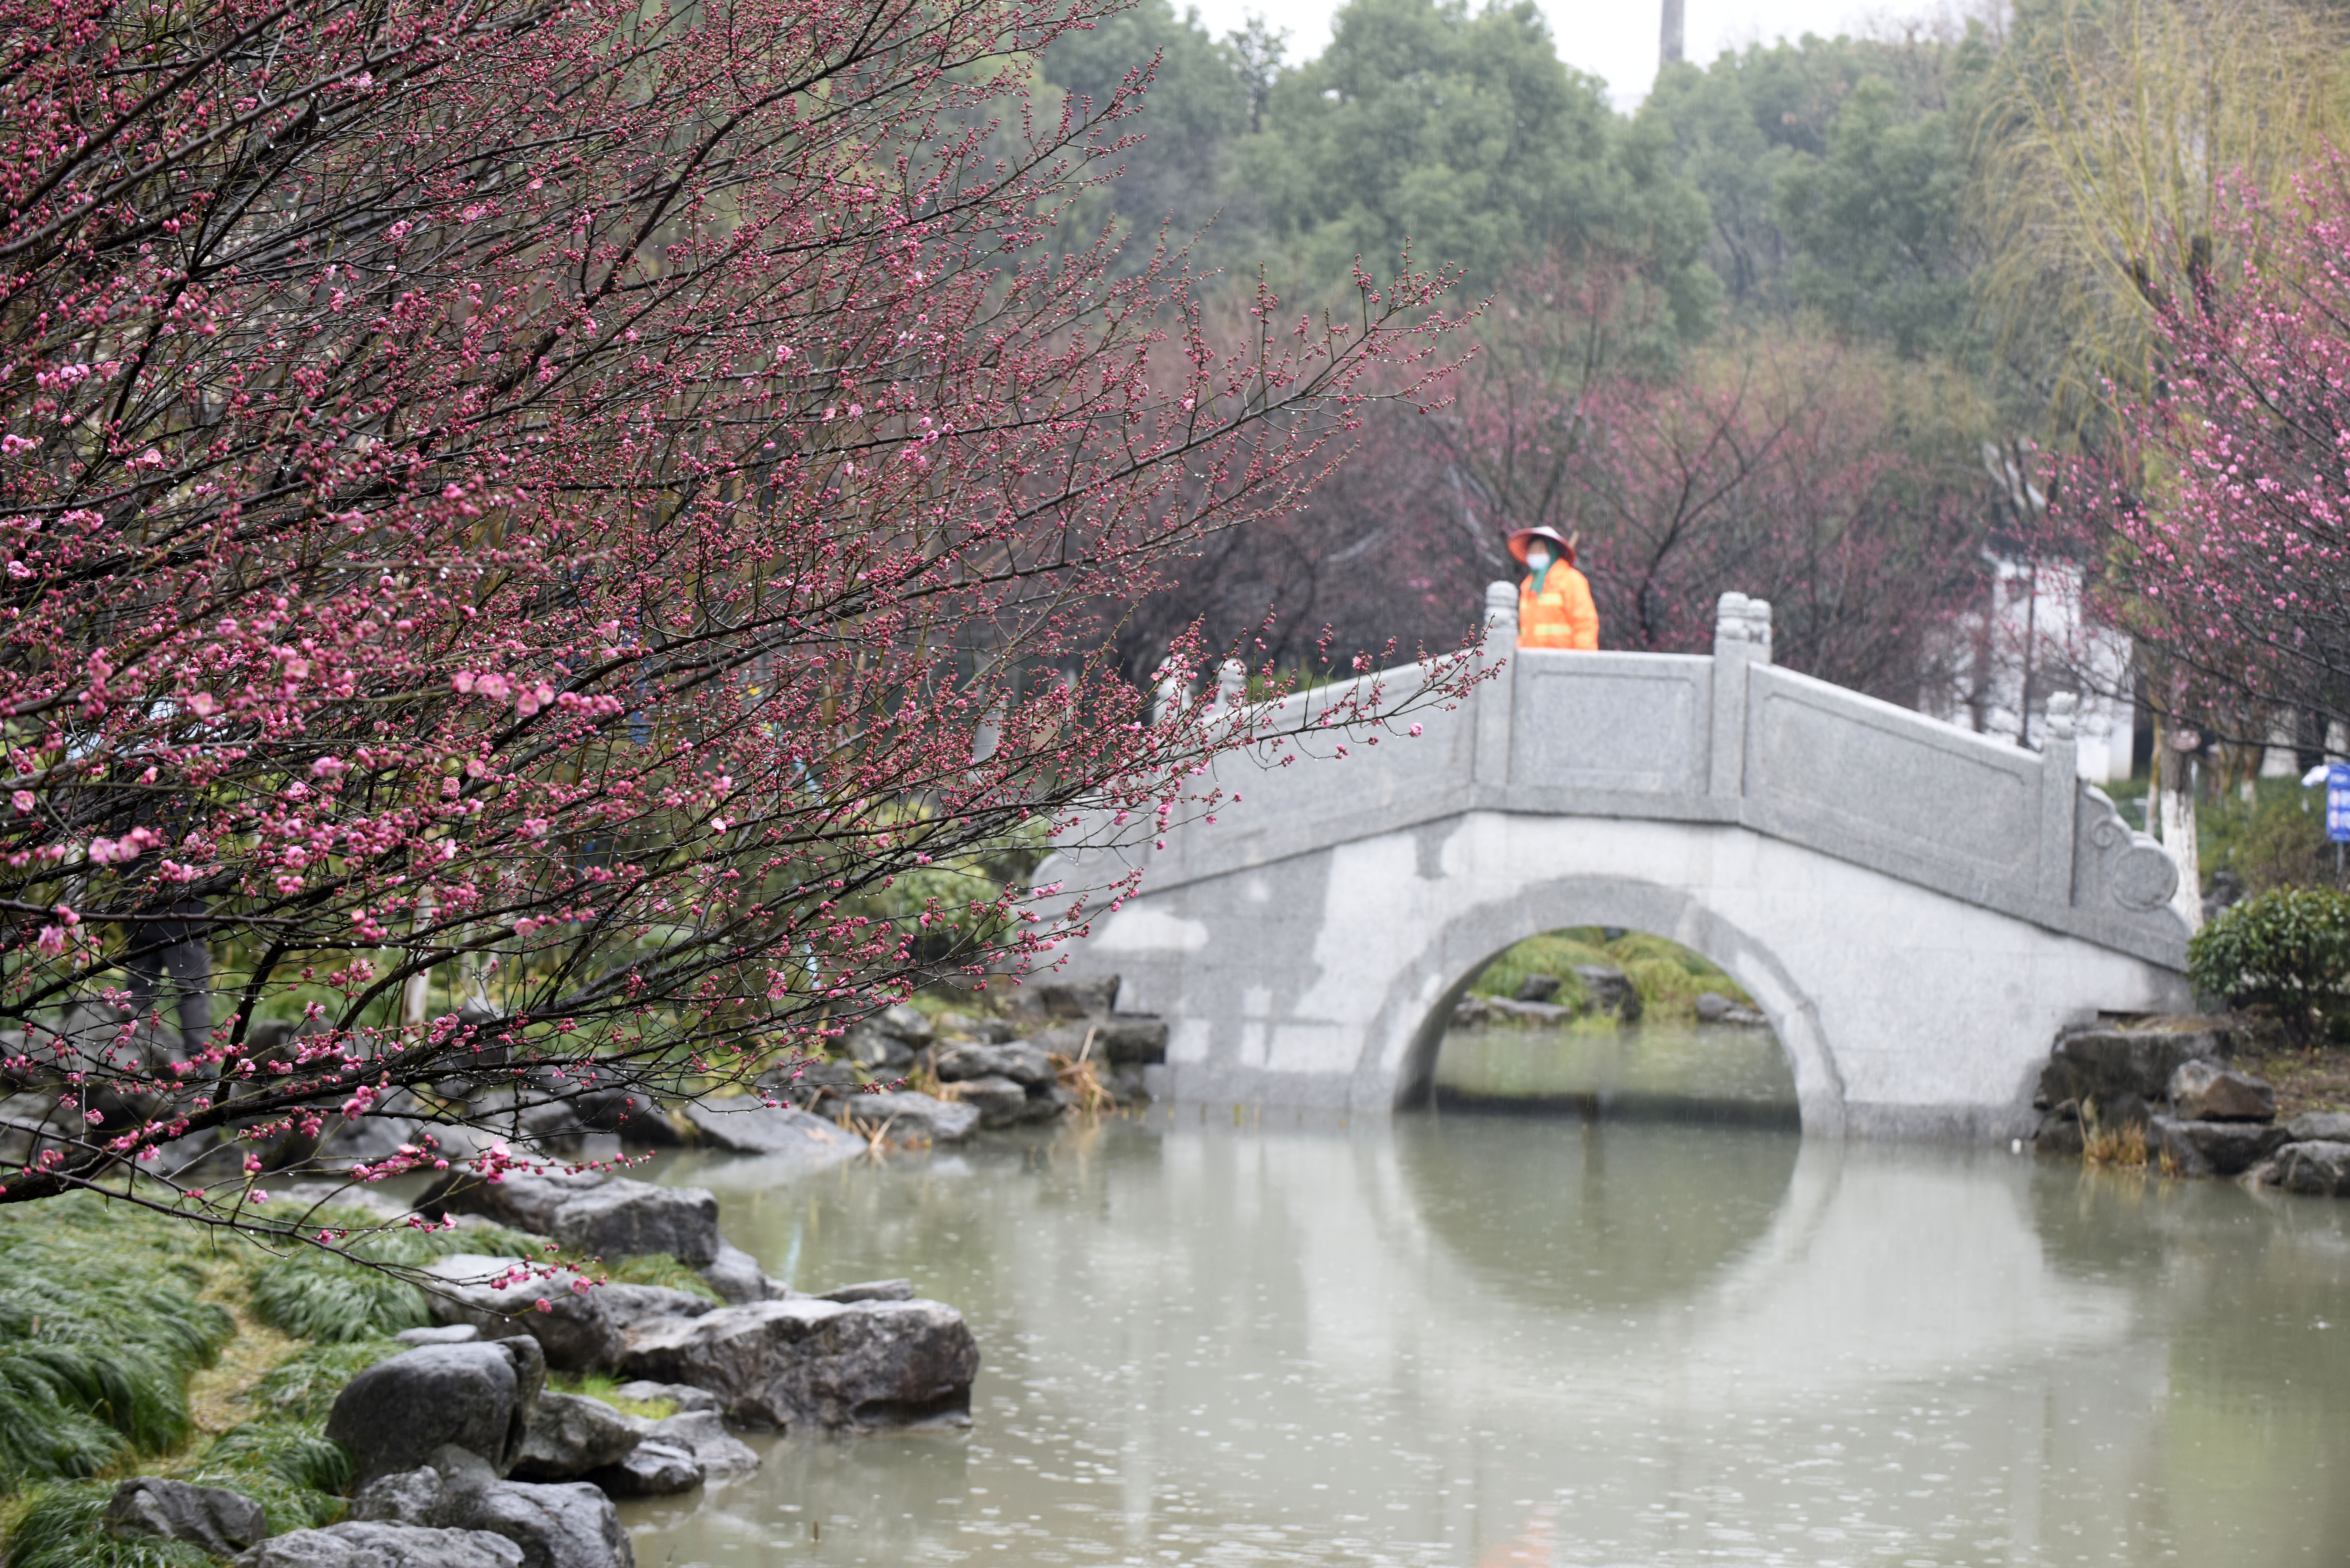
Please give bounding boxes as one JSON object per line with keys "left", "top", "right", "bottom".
{"left": 834, "top": 1090, "right": 980, "bottom": 1144}
{"left": 441, "top": 1471, "right": 633, "bottom": 1568}
{"left": 2032, "top": 1103, "right": 2085, "bottom": 1157}
{"left": 324, "top": 1339, "right": 544, "bottom": 1487}
{"left": 699, "top": 1242, "right": 772, "bottom": 1305}
{"left": 607, "top": 1380, "right": 722, "bottom": 1415}
{"left": 2167, "top": 1059, "right": 2277, "bottom": 1122}
{"left": 755, "top": 1057, "right": 862, "bottom": 1110}
{"left": 587, "top": 1437, "right": 702, "bottom": 1497}
{"left": 1694, "top": 992, "right": 1770, "bottom": 1027}
{"left": 1005, "top": 978, "right": 1120, "bottom": 1021}
{"left": 935, "top": 1041, "right": 1058, "bottom": 1089}
{"left": 2090, "top": 1091, "right": 2151, "bottom": 1132}
{"left": 351, "top": 1466, "right": 451, "bottom": 1526}
{"left": 2041, "top": 1024, "right": 2226, "bottom": 1106}
{"left": 644, "top": 1410, "right": 758, "bottom": 1479}
{"left": 814, "top": 1278, "right": 914, "bottom": 1304}
{"left": 231, "top": 1521, "right": 523, "bottom": 1568}
{"left": 1449, "top": 995, "right": 1490, "bottom": 1030}
{"left": 422, "top": 1255, "right": 626, "bottom": 1373}
{"left": 318, "top": 1112, "right": 426, "bottom": 1167}
{"left": 0, "top": 1091, "right": 67, "bottom": 1165}
{"left": 944, "top": 1074, "right": 1031, "bottom": 1128}
{"left": 844, "top": 1005, "right": 932, "bottom": 1068}
{"left": 1572, "top": 965, "right": 1643, "bottom": 1021}
{"left": 549, "top": 1179, "right": 721, "bottom": 1268}
{"left": 679, "top": 1100, "right": 862, "bottom": 1168}
{"left": 569, "top": 1089, "right": 681, "bottom": 1143}
{"left": 369, "top": 1448, "right": 633, "bottom": 1568}
{"left": 845, "top": 1029, "right": 914, "bottom": 1072}
{"left": 105, "top": 1477, "right": 268, "bottom": 1556}
{"left": 620, "top": 1296, "right": 979, "bottom": 1432}
{"left": 2272, "top": 1140, "right": 2350, "bottom": 1196}
{"left": 931, "top": 1012, "right": 1020, "bottom": 1044}
{"left": 2143, "top": 1116, "right": 2213, "bottom": 1176}
{"left": 1484, "top": 996, "right": 1574, "bottom": 1025}
{"left": 508, "top": 1391, "right": 644, "bottom": 1481}
{"left": 2286, "top": 1111, "right": 2350, "bottom": 1143}
{"left": 595, "top": 1283, "right": 716, "bottom": 1332}
{"left": 1512, "top": 973, "right": 1563, "bottom": 1003}
{"left": 420, "top": 1169, "right": 609, "bottom": 1234}
{"left": 397, "top": 1324, "right": 483, "bottom": 1346}
{"left": 2150, "top": 1116, "right": 2291, "bottom": 1176}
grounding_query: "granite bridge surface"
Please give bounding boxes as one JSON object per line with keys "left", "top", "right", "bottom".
{"left": 1036, "top": 587, "right": 2191, "bottom": 1139}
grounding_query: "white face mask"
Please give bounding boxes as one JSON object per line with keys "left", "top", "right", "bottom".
{"left": 1527, "top": 543, "right": 1555, "bottom": 572}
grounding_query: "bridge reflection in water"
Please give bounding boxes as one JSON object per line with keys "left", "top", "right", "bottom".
{"left": 637, "top": 1116, "right": 2350, "bottom": 1566}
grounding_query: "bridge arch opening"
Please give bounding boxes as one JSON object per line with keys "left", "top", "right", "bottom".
{"left": 1378, "top": 874, "right": 1845, "bottom": 1134}
{"left": 1415, "top": 926, "right": 1800, "bottom": 1128}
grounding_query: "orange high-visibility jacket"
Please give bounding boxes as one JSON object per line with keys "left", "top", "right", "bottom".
{"left": 1519, "top": 564, "right": 1599, "bottom": 650}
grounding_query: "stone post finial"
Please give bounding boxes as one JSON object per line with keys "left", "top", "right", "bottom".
{"left": 1484, "top": 580, "right": 1519, "bottom": 635}
{"left": 1714, "top": 592, "right": 1752, "bottom": 647}
{"left": 1744, "top": 599, "right": 1772, "bottom": 663}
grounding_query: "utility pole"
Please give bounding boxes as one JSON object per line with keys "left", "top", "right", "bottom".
{"left": 1660, "top": 0, "right": 1684, "bottom": 67}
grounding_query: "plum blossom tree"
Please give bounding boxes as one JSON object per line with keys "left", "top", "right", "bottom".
{"left": 0, "top": 0, "right": 1467, "bottom": 1245}
{"left": 2057, "top": 158, "right": 2350, "bottom": 744}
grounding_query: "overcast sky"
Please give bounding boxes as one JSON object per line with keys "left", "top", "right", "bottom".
{"left": 1186, "top": 0, "right": 1952, "bottom": 108}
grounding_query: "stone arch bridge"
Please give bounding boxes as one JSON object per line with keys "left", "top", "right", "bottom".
{"left": 1036, "top": 588, "right": 2192, "bottom": 1141}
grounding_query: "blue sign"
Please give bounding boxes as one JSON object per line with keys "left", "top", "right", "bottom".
{"left": 2330, "top": 763, "right": 2350, "bottom": 843}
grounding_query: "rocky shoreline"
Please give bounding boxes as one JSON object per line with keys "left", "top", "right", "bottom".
{"left": 99, "top": 1161, "right": 976, "bottom": 1567}
{"left": 2028, "top": 1016, "right": 2350, "bottom": 1194}
{"left": 1450, "top": 964, "right": 1769, "bottom": 1030}
{"left": 76, "top": 981, "right": 1183, "bottom": 1566}
{"left": 0, "top": 979, "right": 1170, "bottom": 1185}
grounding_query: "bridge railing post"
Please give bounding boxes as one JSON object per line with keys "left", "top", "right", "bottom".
{"left": 1475, "top": 581, "right": 1517, "bottom": 787}
{"left": 1710, "top": 592, "right": 1768, "bottom": 799}
{"left": 2040, "top": 691, "right": 2080, "bottom": 905}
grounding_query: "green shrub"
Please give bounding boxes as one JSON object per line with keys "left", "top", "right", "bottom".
{"left": 2188, "top": 886, "right": 2350, "bottom": 1042}
{"left": 2199, "top": 779, "right": 2337, "bottom": 895}
{"left": 0, "top": 1196, "right": 234, "bottom": 1487}
{"left": 1467, "top": 927, "right": 1754, "bottom": 1019}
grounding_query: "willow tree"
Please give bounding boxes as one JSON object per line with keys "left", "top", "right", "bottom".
{"left": 1974, "top": 0, "right": 2350, "bottom": 433}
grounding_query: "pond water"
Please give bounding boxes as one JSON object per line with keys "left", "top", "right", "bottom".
{"left": 625, "top": 1109, "right": 2350, "bottom": 1567}
{"left": 1432, "top": 1020, "right": 1798, "bottom": 1123}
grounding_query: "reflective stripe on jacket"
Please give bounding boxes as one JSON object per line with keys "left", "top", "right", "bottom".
{"left": 1519, "top": 565, "right": 1598, "bottom": 650}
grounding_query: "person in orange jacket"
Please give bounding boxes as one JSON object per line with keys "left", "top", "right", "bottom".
{"left": 1508, "top": 524, "right": 1599, "bottom": 650}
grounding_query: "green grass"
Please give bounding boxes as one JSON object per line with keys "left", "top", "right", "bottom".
{"left": 1467, "top": 928, "right": 1755, "bottom": 1020}
{"left": 604, "top": 1252, "right": 722, "bottom": 1300}
{"left": 242, "top": 1339, "right": 403, "bottom": 1428}
{"left": 0, "top": 1174, "right": 730, "bottom": 1566}
{"left": 547, "top": 1369, "right": 678, "bottom": 1421}
{"left": 245, "top": 1209, "right": 542, "bottom": 1343}
{"left": 3, "top": 1484, "right": 218, "bottom": 1568}
{"left": 0, "top": 1195, "right": 234, "bottom": 1489}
